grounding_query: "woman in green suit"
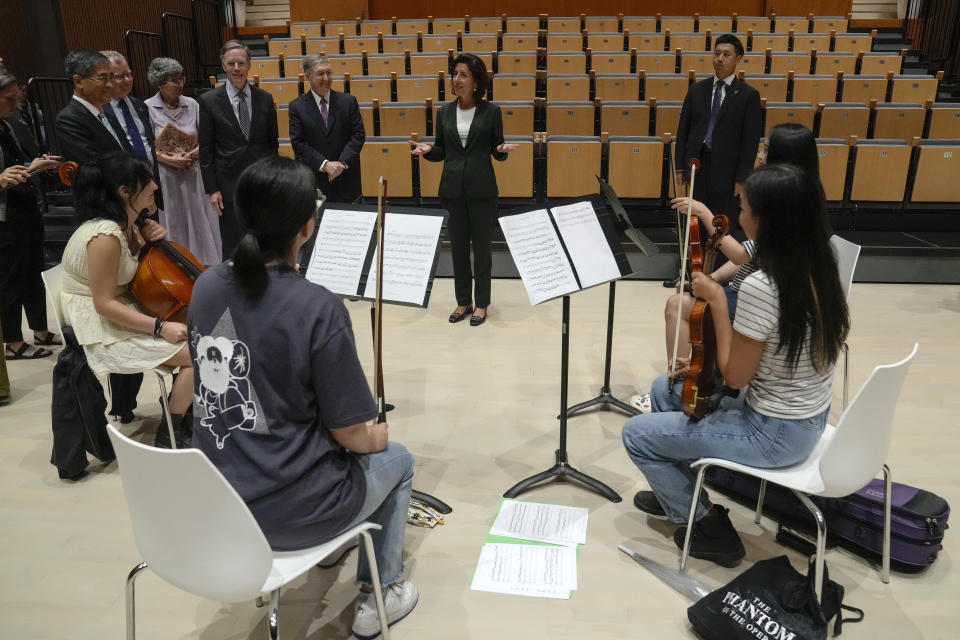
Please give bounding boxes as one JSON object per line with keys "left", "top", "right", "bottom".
{"left": 410, "top": 54, "right": 517, "bottom": 327}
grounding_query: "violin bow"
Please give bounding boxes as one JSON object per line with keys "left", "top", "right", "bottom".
{"left": 373, "top": 176, "right": 387, "bottom": 422}
{"left": 667, "top": 139, "right": 688, "bottom": 279}
{"left": 669, "top": 158, "right": 699, "bottom": 381}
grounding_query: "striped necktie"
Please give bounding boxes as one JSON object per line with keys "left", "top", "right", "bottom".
{"left": 98, "top": 112, "right": 123, "bottom": 147}
{"left": 237, "top": 90, "right": 250, "bottom": 139}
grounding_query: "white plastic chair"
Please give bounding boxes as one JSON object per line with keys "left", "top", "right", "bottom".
{"left": 42, "top": 265, "right": 178, "bottom": 447}
{"left": 680, "top": 344, "right": 918, "bottom": 601}
{"left": 106, "top": 423, "right": 390, "bottom": 640}
{"left": 829, "top": 235, "right": 862, "bottom": 409}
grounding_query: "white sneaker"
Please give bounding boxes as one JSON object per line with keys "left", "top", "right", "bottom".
{"left": 352, "top": 580, "right": 419, "bottom": 639}
{"left": 629, "top": 393, "right": 653, "bottom": 414}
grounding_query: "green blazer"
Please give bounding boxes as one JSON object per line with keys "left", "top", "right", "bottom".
{"left": 424, "top": 100, "right": 507, "bottom": 200}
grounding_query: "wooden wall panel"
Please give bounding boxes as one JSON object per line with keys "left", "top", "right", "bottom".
{"left": 290, "top": 0, "right": 370, "bottom": 22}
{"left": 58, "top": 0, "right": 192, "bottom": 54}
{"left": 0, "top": 2, "right": 30, "bottom": 79}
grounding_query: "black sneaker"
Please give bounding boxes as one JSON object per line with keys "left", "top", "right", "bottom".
{"left": 633, "top": 491, "right": 667, "bottom": 518}
{"left": 673, "top": 505, "right": 745, "bottom": 568}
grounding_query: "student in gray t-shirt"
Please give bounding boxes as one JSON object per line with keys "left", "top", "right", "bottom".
{"left": 187, "top": 156, "right": 418, "bottom": 639}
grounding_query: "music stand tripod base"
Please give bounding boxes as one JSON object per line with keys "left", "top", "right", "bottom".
{"left": 504, "top": 448, "right": 622, "bottom": 502}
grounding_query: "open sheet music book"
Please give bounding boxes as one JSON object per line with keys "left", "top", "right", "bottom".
{"left": 499, "top": 197, "right": 632, "bottom": 305}
{"left": 304, "top": 204, "right": 446, "bottom": 308}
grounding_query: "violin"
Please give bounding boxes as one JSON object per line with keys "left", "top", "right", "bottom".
{"left": 129, "top": 208, "right": 205, "bottom": 323}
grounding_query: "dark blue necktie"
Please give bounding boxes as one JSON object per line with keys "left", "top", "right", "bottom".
{"left": 703, "top": 80, "right": 724, "bottom": 150}
{"left": 116, "top": 100, "right": 149, "bottom": 158}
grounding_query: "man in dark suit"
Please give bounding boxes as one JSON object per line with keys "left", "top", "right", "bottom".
{"left": 198, "top": 40, "right": 279, "bottom": 260}
{"left": 289, "top": 54, "right": 365, "bottom": 203}
{"left": 55, "top": 49, "right": 133, "bottom": 165}
{"left": 101, "top": 51, "right": 164, "bottom": 211}
{"left": 675, "top": 33, "right": 761, "bottom": 235}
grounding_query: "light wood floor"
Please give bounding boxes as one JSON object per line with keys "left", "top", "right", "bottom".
{"left": 1, "top": 279, "right": 957, "bottom": 639}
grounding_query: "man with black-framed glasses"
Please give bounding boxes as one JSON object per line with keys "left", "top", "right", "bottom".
{"left": 55, "top": 49, "right": 132, "bottom": 165}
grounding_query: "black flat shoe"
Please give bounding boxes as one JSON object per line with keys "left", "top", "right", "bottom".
{"left": 662, "top": 275, "right": 680, "bottom": 288}
{"left": 633, "top": 491, "right": 667, "bottom": 518}
{"left": 448, "top": 307, "right": 473, "bottom": 323}
{"left": 470, "top": 310, "right": 487, "bottom": 327}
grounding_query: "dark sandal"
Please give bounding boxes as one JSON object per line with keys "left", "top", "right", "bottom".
{"left": 33, "top": 332, "right": 62, "bottom": 346}
{"left": 5, "top": 343, "right": 53, "bottom": 360}
{"left": 448, "top": 306, "right": 474, "bottom": 323}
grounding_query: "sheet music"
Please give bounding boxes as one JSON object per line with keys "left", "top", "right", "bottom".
{"left": 499, "top": 210, "right": 579, "bottom": 305}
{"left": 362, "top": 213, "right": 443, "bottom": 305}
{"left": 551, "top": 201, "right": 622, "bottom": 288}
{"left": 470, "top": 543, "right": 577, "bottom": 599}
{"left": 305, "top": 209, "right": 377, "bottom": 295}
{"left": 489, "top": 499, "right": 589, "bottom": 546}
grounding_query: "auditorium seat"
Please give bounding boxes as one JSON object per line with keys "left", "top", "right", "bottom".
{"left": 679, "top": 53, "right": 714, "bottom": 74}
{"left": 752, "top": 33, "right": 791, "bottom": 53}
{"left": 769, "top": 52, "right": 812, "bottom": 75}
{"left": 850, "top": 139, "right": 911, "bottom": 202}
{"left": 289, "top": 22, "right": 325, "bottom": 39}
{"left": 548, "top": 17, "right": 582, "bottom": 32}
{"left": 324, "top": 21, "right": 357, "bottom": 37}
{"left": 499, "top": 101, "right": 536, "bottom": 135}
{"left": 493, "top": 74, "right": 537, "bottom": 101}
{"left": 395, "top": 19, "right": 429, "bottom": 36}
{"left": 257, "top": 78, "right": 300, "bottom": 106}
{"left": 860, "top": 52, "right": 903, "bottom": 75}
{"left": 911, "top": 140, "right": 960, "bottom": 203}
{"left": 623, "top": 17, "right": 658, "bottom": 33}
{"left": 628, "top": 32, "right": 666, "bottom": 51}
{"left": 841, "top": 74, "right": 888, "bottom": 103}
{"left": 818, "top": 102, "right": 870, "bottom": 139}
{"left": 812, "top": 16, "right": 848, "bottom": 33}
{"left": 282, "top": 56, "right": 304, "bottom": 78}
{"left": 396, "top": 75, "right": 440, "bottom": 102}
{"left": 737, "top": 17, "right": 772, "bottom": 33}
{"left": 417, "top": 137, "right": 443, "bottom": 194}
{"left": 873, "top": 103, "right": 927, "bottom": 143}
{"left": 594, "top": 74, "right": 641, "bottom": 101}
{"left": 547, "top": 52, "right": 588, "bottom": 74}
{"left": 382, "top": 35, "right": 419, "bottom": 54}
{"left": 502, "top": 34, "right": 540, "bottom": 51}
{"left": 738, "top": 52, "right": 768, "bottom": 74}
{"left": 773, "top": 16, "right": 810, "bottom": 33}
{"left": 344, "top": 35, "right": 381, "bottom": 55}
{"left": 469, "top": 17, "right": 503, "bottom": 33}
{"left": 661, "top": 17, "right": 696, "bottom": 33}
{"left": 815, "top": 53, "right": 857, "bottom": 75}
{"left": 765, "top": 101, "right": 815, "bottom": 135}
{"left": 699, "top": 16, "right": 734, "bottom": 33}
{"left": 250, "top": 57, "right": 281, "bottom": 79}
{"left": 367, "top": 53, "right": 406, "bottom": 76}
{"left": 646, "top": 73, "right": 693, "bottom": 102}
{"left": 793, "top": 33, "right": 832, "bottom": 54}
{"left": 276, "top": 105, "right": 289, "bottom": 139}
{"left": 546, "top": 101, "right": 596, "bottom": 135}
{"left": 585, "top": 16, "right": 620, "bottom": 32}
{"left": 816, "top": 138, "right": 850, "bottom": 201}
{"left": 927, "top": 103, "right": 960, "bottom": 139}
{"left": 305, "top": 37, "right": 341, "bottom": 55}
{"left": 505, "top": 17, "right": 540, "bottom": 33}
{"left": 547, "top": 33, "right": 585, "bottom": 52}
{"left": 379, "top": 101, "right": 428, "bottom": 137}
{"left": 793, "top": 74, "right": 839, "bottom": 104}
{"left": 409, "top": 53, "right": 449, "bottom": 75}
{"left": 546, "top": 75, "right": 591, "bottom": 101}
{"left": 421, "top": 35, "right": 458, "bottom": 53}
{"left": 347, "top": 75, "right": 392, "bottom": 102}
{"left": 429, "top": 102, "right": 447, "bottom": 135}
{"left": 278, "top": 138, "right": 294, "bottom": 159}
{"left": 635, "top": 52, "right": 678, "bottom": 74}
{"left": 462, "top": 34, "right": 498, "bottom": 53}
{"left": 432, "top": 18, "right": 466, "bottom": 35}
{"left": 267, "top": 38, "right": 303, "bottom": 57}
{"left": 546, "top": 136, "right": 602, "bottom": 197}
{"left": 600, "top": 100, "right": 651, "bottom": 136}
{"left": 493, "top": 136, "right": 536, "bottom": 198}
{"left": 744, "top": 74, "right": 788, "bottom": 102}
{"left": 358, "top": 102, "right": 376, "bottom": 136}
{"left": 497, "top": 52, "right": 538, "bottom": 74}
{"left": 607, "top": 136, "right": 664, "bottom": 198}
{"left": 330, "top": 54, "right": 364, "bottom": 77}
{"left": 890, "top": 74, "right": 940, "bottom": 103}
{"left": 587, "top": 33, "right": 625, "bottom": 52}
{"left": 653, "top": 100, "right": 683, "bottom": 137}
{"left": 670, "top": 32, "right": 708, "bottom": 51}
{"left": 360, "top": 137, "right": 413, "bottom": 197}
{"left": 360, "top": 20, "right": 393, "bottom": 36}
{"left": 590, "top": 51, "right": 631, "bottom": 74}
{"left": 834, "top": 32, "right": 874, "bottom": 56}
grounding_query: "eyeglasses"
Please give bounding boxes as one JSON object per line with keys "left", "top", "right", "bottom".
{"left": 85, "top": 73, "right": 112, "bottom": 84}
{"left": 163, "top": 77, "right": 185, "bottom": 86}
{"left": 111, "top": 72, "right": 134, "bottom": 81}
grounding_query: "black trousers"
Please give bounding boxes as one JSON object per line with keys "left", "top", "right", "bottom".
{"left": 219, "top": 200, "right": 241, "bottom": 261}
{"left": 693, "top": 147, "right": 742, "bottom": 235}
{"left": 441, "top": 196, "right": 497, "bottom": 309}
{"left": 0, "top": 208, "right": 48, "bottom": 343}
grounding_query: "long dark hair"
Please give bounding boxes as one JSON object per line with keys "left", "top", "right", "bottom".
{"left": 747, "top": 164, "right": 849, "bottom": 371}
{"left": 452, "top": 53, "right": 489, "bottom": 100}
{"left": 765, "top": 123, "right": 831, "bottom": 235}
{"left": 231, "top": 156, "right": 316, "bottom": 298}
{"left": 72, "top": 152, "right": 156, "bottom": 229}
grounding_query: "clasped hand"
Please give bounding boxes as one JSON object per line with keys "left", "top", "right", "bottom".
{"left": 323, "top": 161, "right": 347, "bottom": 181}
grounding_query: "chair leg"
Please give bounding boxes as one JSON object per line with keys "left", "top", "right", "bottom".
{"left": 680, "top": 465, "right": 709, "bottom": 574}
{"left": 361, "top": 531, "right": 390, "bottom": 640}
{"left": 125, "top": 562, "right": 149, "bottom": 640}
{"left": 155, "top": 371, "right": 176, "bottom": 450}
{"left": 882, "top": 464, "right": 892, "bottom": 584}
{"left": 842, "top": 342, "right": 850, "bottom": 411}
{"left": 755, "top": 480, "right": 767, "bottom": 525}
{"left": 793, "top": 491, "right": 827, "bottom": 602}
{"left": 267, "top": 588, "right": 279, "bottom": 640}
{"left": 256, "top": 596, "right": 265, "bottom": 607}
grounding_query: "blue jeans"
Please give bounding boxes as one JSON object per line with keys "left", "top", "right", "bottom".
{"left": 339, "top": 441, "right": 414, "bottom": 588}
{"left": 622, "top": 375, "right": 827, "bottom": 523}
{"left": 724, "top": 283, "right": 738, "bottom": 322}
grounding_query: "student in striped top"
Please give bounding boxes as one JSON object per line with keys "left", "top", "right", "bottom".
{"left": 630, "top": 124, "right": 824, "bottom": 413}
{"left": 622, "top": 162, "right": 849, "bottom": 567}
